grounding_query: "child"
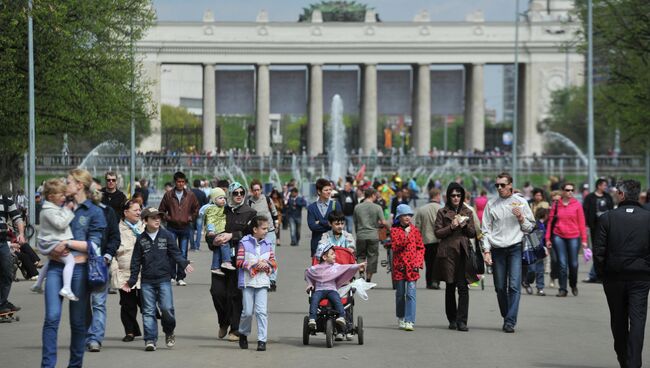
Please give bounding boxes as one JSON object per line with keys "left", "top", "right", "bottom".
{"left": 390, "top": 204, "right": 425, "bottom": 331}
{"left": 305, "top": 243, "right": 365, "bottom": 331}
{"left": 122, "top": 207, "right": 194, "bottom": 352}
{"left": 524, "top": 207, "right": 549, "bottom": 296}
{"left": 236, "top": 216, "right": 277, "bottom": 352}
{"left": 31, "top": 178, "right": 78, "bottom": 301}
{"left": 202, "top": 187, "right": 234, "bottom": 275}
{"left": 318, "top": 211, "right": 356, "bottom": 251}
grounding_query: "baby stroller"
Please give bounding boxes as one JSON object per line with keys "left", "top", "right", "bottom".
{"left": 303, "top": 246, "right": 365, "bottom": 348}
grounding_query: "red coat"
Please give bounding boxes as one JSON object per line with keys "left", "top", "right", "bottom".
{"left": 390, "top": 224, "right": 425, "bottom": 281}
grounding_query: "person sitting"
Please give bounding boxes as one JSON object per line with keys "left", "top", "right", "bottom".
{"left": 317, "top": 211, "right": 355, "bottom": 252}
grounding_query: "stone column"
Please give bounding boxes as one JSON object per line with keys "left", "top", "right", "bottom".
{"left": 464, "top": 63, "right": 485, "bottom": 152}
{"left": 308, "top": 64, "right": 323, "bottom": 156}
{"left": 138, "top": 62, "right": 162, "bottom": 152}
{"left": 202, "top": 64, "right": 216, "bottom": 152}
{"left": 361, "top": 64, "right": 377, "bottom": 155}
{"left": 413, "top": 64, "right": 431, "bottom": 156}
{"left": 256, "top": 64, "right": 271, "bottom": 156}
{"left": 519, "top": 63, "right": 542, "bottom": 155}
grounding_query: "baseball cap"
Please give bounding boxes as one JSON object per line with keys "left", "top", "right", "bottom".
{"left": 141, "top": 207, "right": 162, "bottom": 219}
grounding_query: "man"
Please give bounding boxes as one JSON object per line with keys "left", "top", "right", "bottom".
{"left": 337, "top": 180, "right": 357, "bottom": 234}
{"left": 0, "top": 194, "right": 25, "bottom": 314}
{"left": 158, "top": 171, "right": 199, "bottom": 286}
{"left": 583, "top": 178, "right": 614, "bottom": 283}
{"left": 594, "top": 180, "right": 650, "bottom": 368}
{"left": 414, "top": 188, "right": 443, "bottom": 289}
{"left": 481, "top": 173, "right": 535, "bottom": 333}
{"left": 307, "top": 178, "right": 337, "bottom": 257}
{"left": 101, "top": 171, "right": 127, "bottom": 218}
{"left": 286, "top": 188, "right": 306, "bottom": 246}
{"left": 353, "top": 187, "right": 386, "bottom": 282}
{"left": 247, "top": 179, "right": 279, "bottom": 291}
{"left": 390, "top": 187, "right": 410, "bottom": 219}
{"left": 190, "top": 179, "right": 209, "bottom": 252}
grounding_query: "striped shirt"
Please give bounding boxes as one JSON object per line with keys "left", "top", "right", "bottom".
{"left": 0, "top": 195, "right": 24, "bottom": 241}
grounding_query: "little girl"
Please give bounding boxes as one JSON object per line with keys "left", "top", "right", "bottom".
{"left": 31, "top": 178, "right": 78, "bottom": 301}
{"left": 203, "top": 187, "right": 234, "bottom": 275}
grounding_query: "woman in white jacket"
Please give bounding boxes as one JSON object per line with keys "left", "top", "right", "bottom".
{"left": 111, "top": 200, "right": 144, "bottom": 342}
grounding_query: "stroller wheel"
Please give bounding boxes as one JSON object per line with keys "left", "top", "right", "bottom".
{"left": 357, "top": 316, "right": 364, "bottom": 345}
{"left": 325, "top": 319, "right": 334, "bottom": 348}
{"left": 302, "top": 316, "right": 310, "bottom": 345}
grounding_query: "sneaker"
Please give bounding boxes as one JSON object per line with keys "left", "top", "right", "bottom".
{"left": 404, "top": 322, "right": 414, "bottom": 331}
{"left": 549, "top": 279, "right": 556, "bottom": 288}
{"left": 145, "top": 341, "right": 156, "bottom": 351}
{"left": 536, "top": 289, "right": 546, "bottom": 296}
{"left": 29, "top": 275, "right": 38, "bottom": 281}
{"left": 524, "top": 284, "right": 533, "bottom": 295}
{"left": 227, "top": 332, "right": 240, "bottom": 342}
{"left": 556, "top": 290, "right": 568, "bottom": 297}
{"left": 211, "top": 269, "right": 225, "bottom": 276}
{"left": 165, "top": 334, "right": 175, "bottom": 348}
{"left": 170, "top": 278, "right": 176, "bottom": 283}
{"left": 335, "top": 333, "right": 344, "bottom": 341}
{"left": 503, "top": 325, "right": 515, "bottom": 333}
{"left": 239, "top": 335, "right": 248, "bottom": 349}
{"left": 256, "top": 341, "right": 266, "bottom": 351}
{"left": 87, "top": 341, "right": 101, "bottom": 352}
{"left": 122, "top": 334, "right": 135, "bottom": 342}
{"left": 30, "top": 283, "right": 43, "bottom": 293}
{"left": 221, "top": 262, "right": 236, "bottom": 270}
{"left": 59, "top": 288, "right": 79, "bottom": 301}
{"left": 308, "top": 319, "right": 316, "bottom": 329}
{"left": 335, "top": 317, "right": 346, "bottom": 328}
{"left": 176, "top": 280, "right": 187, "bottom": 286}
{"left": 398, "top": 319, "right": 406, "bottom": 329}
{"left": 345, "top": 334, "right": 353, "bottom": 341}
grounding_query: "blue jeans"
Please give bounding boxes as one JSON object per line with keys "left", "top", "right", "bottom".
{"left": 86, "top": 281, "right": 108, "bottom": 346}
{"left": 525, "top": 259, "right": 545, "bottom": 290}
{"left": 41, "top": 261, "right": 88, "bottom": 368}
{"left": 168, "top": 227, "right": 190, "bottom": 281}
{"left": 395, "top": 280, "right": 417, "bottom": 323}
{"left": 239, "top": 287, "right": 268, "bottom": 342}
{"left": 310, "top": 289, "right": 345, "bottom": 320}
{"left": 211, "top": 243, "right": 232, "bottom": 270}
{"left": 0, "top": 242, "right": 14, "bottom": 308}
{"left": 265, "top": 231, "right": 277, "bottom": 282}
{"left": 552, "top": 236, "right": 580, "bottom": 291}
{"left": 141, "top": 282, "right": 175, "bottom": 343}
{"left": 190, "top": 217, "right": 203, "bottom": 251}
{"left": 491, "top": 244, "right": 522, "bottom": 327}
{"left": 344, "top": 215, "right": 354, "bottom": 234}
{"left": 288, "top": 216, "right": 301, "bottom": 245}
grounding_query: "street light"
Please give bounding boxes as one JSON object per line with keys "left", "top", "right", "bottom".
{"left": 28, "top": 0, "right": 36, "bottom": 236}
{"left": 512, "top": 0, "right": 521, "bottom": 188}
{"left": 587, "top": 0, "right": 596, "bottom": 191}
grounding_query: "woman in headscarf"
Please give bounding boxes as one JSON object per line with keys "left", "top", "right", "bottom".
{"left": 207, "top": 182, "right": 257, "bottom": 342}
{"left": 434, "top": 182, "right": 478, "bottom": 332}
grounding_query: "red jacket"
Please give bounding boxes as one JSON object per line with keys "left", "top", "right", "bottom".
{"left": 390, "top": 224, "right": 425, "bottom": 281}
{"left": 545, "top": 198, "right": 587, "bottom": 243}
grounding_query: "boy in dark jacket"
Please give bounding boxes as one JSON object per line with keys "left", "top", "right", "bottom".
{"left": 122, "top": 208, "right": 194, "bottom": 352}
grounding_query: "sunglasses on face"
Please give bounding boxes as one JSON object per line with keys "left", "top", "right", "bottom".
{"left": 106, "top": 178, "right": 116, "bottom": 182}
{"left": 495, "top": 183, "right": 508, "bottom": 189}
{"left": 233, "top": 191, "right": 245, "bottom": 196}
{"left": 449, "top": 194, "right": 462, "bottom": 198}
{"left": 564, "top": 188, "right": 574, "bottom": 192}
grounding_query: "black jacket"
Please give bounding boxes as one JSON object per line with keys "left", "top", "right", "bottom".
{"left": 583, "top": 192, "right": 614, "bottom": 231}
{"left": 206, "top": 204, "right": 257, "bottom": 261}
{"left": 99, "top": 203, "right": 120, "bottom": 258}
{"left": 338, "top": 190, "right": 357, "bottom": 216}
{"left": 128, "top": 228, "right": 189, "bottom": 286}
{"left": 593, "top": 201, "right": 650, "bottom": 281}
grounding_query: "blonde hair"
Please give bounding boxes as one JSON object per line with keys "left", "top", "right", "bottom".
{"left": 42, "top": 178, "right": 67, "bottom": 201}
{"left": 68, "top": 168, "right": 102, "bottom": 204}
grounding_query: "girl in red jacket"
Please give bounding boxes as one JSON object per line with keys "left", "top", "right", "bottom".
{"left": 391, "top": 204, "right": 425, "bottom": 331}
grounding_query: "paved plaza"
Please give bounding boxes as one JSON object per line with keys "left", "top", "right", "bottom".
{"left": 1, "top": 220, "right": 646, "bottom": 368}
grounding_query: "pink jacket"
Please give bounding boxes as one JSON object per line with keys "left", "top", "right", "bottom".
{"left": 545, "top": 198, "right": 587, "bottom": 243}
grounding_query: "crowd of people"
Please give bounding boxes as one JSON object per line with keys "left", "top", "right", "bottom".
{"left": 0, "top": 169, "right": 649, "bottom": 367}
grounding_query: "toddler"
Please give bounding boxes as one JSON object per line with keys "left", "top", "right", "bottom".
{"left": 203, "top": 187, "right": 234, "bottom": 275}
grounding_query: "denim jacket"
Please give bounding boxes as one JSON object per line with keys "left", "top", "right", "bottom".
{"left": 70, "top": 199, "right": 106, "bottom": 256}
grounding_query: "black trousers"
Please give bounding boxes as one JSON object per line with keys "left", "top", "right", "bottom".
{"left": 209, "top": 268, "right": 242, "bottom": 333}
{"left": 603, "top": 280, "right": 650, "bottom": 368}
{"left": 445, "top": 250, "right": 469, "bottom": 325}
{"left": 424, "top": 243, "right": 439, "bottom": 287}
{"left": 119, "top": 289, "right": 142, "bottom": 336}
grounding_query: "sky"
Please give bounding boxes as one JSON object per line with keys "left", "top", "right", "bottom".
{"left": 151, "top": 0, "right": 531, "bottom": 120}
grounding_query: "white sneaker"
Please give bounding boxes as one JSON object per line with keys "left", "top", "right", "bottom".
{"left": 398, "top": 319, "right": 406, "bottom": 329}
{"left": 221, "top": 262, "right": 236, "bottom": 270}
{"left": 404, "top": 322, "right": 414, "bottom": 331}
{"left": 59, "top": 288, "right": 79, "bottom": 301}
{"left": 211, "top": 269, "right": 225, "bottom": 276}
{"left": 335, "top": 317, "right": 346, "bottom": 328}
{"left": 30, "top": 283, "right": 43, "bottom": 293}
{"left": 308, "top": 319, "right": 316, "bottom": 329}
{"left": 335, "top": 333, "right": 344, "bottom": 341}
{"left": 177, "top": 280, "right": 187, "bottom": 286}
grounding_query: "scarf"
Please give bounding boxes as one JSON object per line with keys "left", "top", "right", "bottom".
{"left": 124, "top": 219, "right": 143, "bottom": 236}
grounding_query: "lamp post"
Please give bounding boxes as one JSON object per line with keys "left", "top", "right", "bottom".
{"left": 512, "top": 0, "right": 521, "bottom": 188}
{"left": 28, "top": 0, "right": 36, "bottom": 234}
{"left": 587, "top": 0, "right": 596, "bottom": 190}
{"left": 130, "top": 23, "right": 136, "bottom": 196}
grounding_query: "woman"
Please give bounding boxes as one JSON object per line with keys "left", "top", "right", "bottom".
{"left": 269, "top": 189, "right": 283, "bottom": 246}
{"left": 545, "top": 183, "right": 588, "bottom": 297}
{"left": 111, "top": 200, "right": 144, "bottom": 342}
{"left": 434, "top": 183, "right": 478, "bottom": 332}
{"left": 207, "top": 182, "right": 256, "bottom": 341}
{"left": 41, "top": 169, "right": 106, "bottom": 368}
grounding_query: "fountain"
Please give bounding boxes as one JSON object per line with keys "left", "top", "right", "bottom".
{"left": 268, "top": 168, "right": 282, "bottom": 192}
{"left": 78, "top": 140, "right": 128, "bottom": 171}
{"left": 543, "top": 131, "right": 588, "bottom": 166}
{"left": 328, "top": 95, "right": 348, "bottom": 183}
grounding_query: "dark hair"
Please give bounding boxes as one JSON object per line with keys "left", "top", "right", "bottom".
{"left": 327, "top": 211, "right": 346, "bottom": 224}
{"left": 534, "top": 207, "right": 549, "bottom": 221}
{"left": 429, "top": 188, "right": 441, "bottom": 199}
{"left": 216, "top": 179, "right": 229, "bottom": 189}
{"left": 250, "top": 178, "right": 262, "bottom": 190}
{"left": 532, "top": 188, "right": 545, "bottom": 197}
{"left": 105, "top": 171, "right": 117, "bottom": 179}
{"left": 248, "top": 215, "right": 269, "bottom": 233}
{"left": 164, "top": 182, "right": 173, "bottom": 188}
{"left": 496, "top": 172, "right": 513, "bottom": 184}
{"left": 290, "top": 187, "right": 298, "bottom": 193}
{"left": 617, "top": 180, "right": 641, "bottom": 202}
{"left": 364, "top": 187, "right": 377, "bottom": 198}
{"left": 173, "top": 172, "right": 186, "bottom": 181}
{"left": 562, "top": 182, "right": 575, "bottom": 190}
{"left": 193, "top": 179, "right": 201, "bottom": 188}
{"left": 316, "top": 178, "right": 331, "bottom": 192}
{"left": 92, "top": 177, "right": 102, "bottom": 185}
{"left": 595, "top": 178, "right": 608, "bottom": 188}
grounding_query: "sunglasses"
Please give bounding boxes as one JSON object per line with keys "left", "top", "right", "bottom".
{"left": 495, "top": 183, "right": 508, "bottom": 189}
{"left": 106, "top": 178, "right": 117, "bottom": 182}
{"left": 564, "top": 188, "right": 574, "bottom": 192}
{"left": 449, "top": 194, "right": 462, "bottom": 198}
{"left": 232, "top": 190, "right": 245, "bottom": 196}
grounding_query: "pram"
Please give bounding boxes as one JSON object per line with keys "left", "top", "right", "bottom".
{"left": 303, "top": 246, "right": 364, "bottom": 348}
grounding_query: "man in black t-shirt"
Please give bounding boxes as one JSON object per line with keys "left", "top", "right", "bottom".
{"left": 101, "top": 171, "right": 127, "bottom": 217}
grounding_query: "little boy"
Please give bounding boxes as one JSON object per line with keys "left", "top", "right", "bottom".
{"left": 523, "top": 207, "right": 549, "bottom": 296}
{"left": 318, "top": 211, "right": 355, "bottom": 251}
{"left": 236, "top": 216, "right": 277, "bottom": 352}
{"left": 32, "top": 178, "right": 78, "bottom": 301}
{"left": 305, "top": 243, "right": 365, "bottom": 331}
{"left": 122, "top": 208, "right": 194, "bottom": 352}
{"left": 202, "top": 187, "right": 234, "bottom": 275}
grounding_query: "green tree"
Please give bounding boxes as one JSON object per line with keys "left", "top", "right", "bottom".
{"left": 298, "top": 1, "right": 379, "bottom": 22}
{"left": 0, "top": 0, "right": 154, "bottom": 188}
{"left": 161, "top": 104, "right": 202, "bottom": 152}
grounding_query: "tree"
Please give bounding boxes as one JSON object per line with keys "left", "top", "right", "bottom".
{"left": 160, "top": 104, "right": 202, "bottom": 152}
{"left": 0, "top": 0, "right": 154, "bottom": 189}
{"left": 298, "top": 1, "right": 380, "bottom": 22}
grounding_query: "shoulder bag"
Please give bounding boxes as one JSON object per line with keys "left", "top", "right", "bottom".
{"left": 87, "top": 241, "right": 108, "bottom": 291}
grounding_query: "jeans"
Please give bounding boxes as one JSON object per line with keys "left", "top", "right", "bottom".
{"left": 190, "top": 217, "right": 203, "bottom": 251}
{"left": 211, "top": 244, "right": 232, "bottom": 270}
{"left": 552, "top": 236, "right": 580, "bottom": 291}
{"left": 41, "top": 261, "right": 88, "bottom": 368}
{"left": 141, "top": 281, "right": 175, "bottom": 344}
{"left": 239, "top": 287, "right": 268, "bottom": 342}
{"left": 168, "top": 227, "right": 190, "bottom": 281}
{"left": 86, "top": 282, "right": 108, "bottom": 346}
{"left": 395, "top": 280, "right": 417, "bottom": 323}
{"left": 0, "top": 242, "right": 13, "bottom": 308}
{"left": 491, "top": 244, "right": 522, "bottom": 328}
{"left": 344, "top": 215, "right": 354, "bottom": 234}
{"left": 288, "top": 216, "right": 301, "bottom": 245}
{"left": 310, "top": 289, "right": 345, "bottom": 320}
{"left": 525, "top": 259, "right": 545, "bottom": 290}
{"left": 265, "top": 231, "right": 277, "bottom": 282}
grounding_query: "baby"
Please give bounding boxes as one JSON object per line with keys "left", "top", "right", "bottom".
{"left": 203, "top": 187, "right": 234, "bottom": 275}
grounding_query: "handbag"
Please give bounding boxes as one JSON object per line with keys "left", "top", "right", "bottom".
{"left": 469, "top": 242, "right": 485, "bottom": 275}
{"left": 87, "top": 241, "right": 108, "bottom": 291}
{"left": 522, "top": 223, "right": 546, "bottom": 265}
